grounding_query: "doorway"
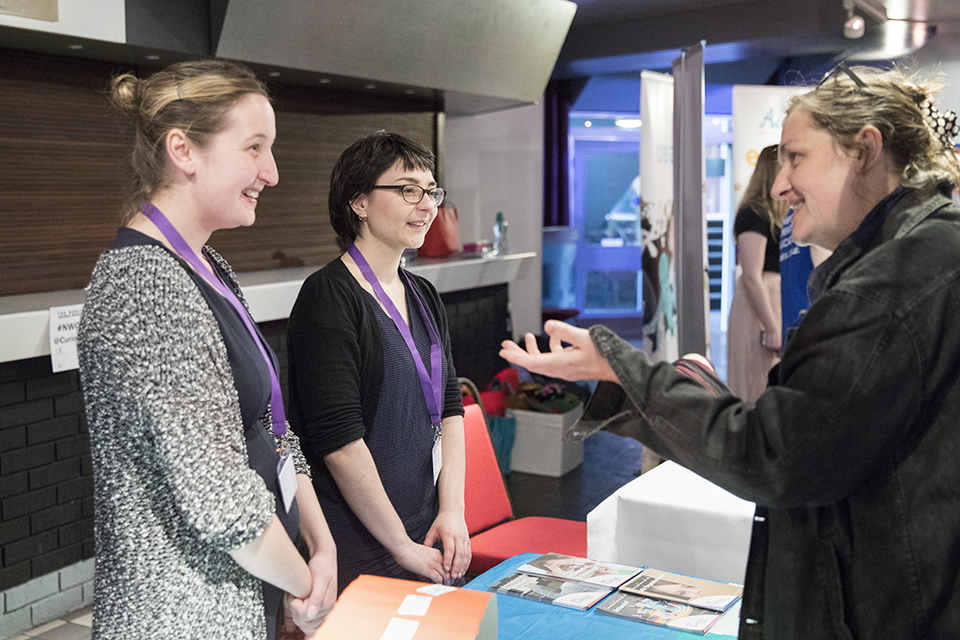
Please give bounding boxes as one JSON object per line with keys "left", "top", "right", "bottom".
{"left": 568, "top": 114, "right": 644, "bottom": 337}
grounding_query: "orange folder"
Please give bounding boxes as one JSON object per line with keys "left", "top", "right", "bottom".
{"left": 311, "top": 575, "right": 497, "bottom": 640}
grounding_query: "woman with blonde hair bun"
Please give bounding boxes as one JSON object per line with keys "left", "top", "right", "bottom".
{"left": 501, "top": 63, "right": 960, "bottom": 638}
{"left": 79, "top": 59, "right": 336, "bottom": 639}
{"left": 727, "top": 144, "right": 788, "bottom": 400}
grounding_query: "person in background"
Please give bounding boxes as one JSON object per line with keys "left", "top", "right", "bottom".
{"left": 778, "top": 209, "right": 831, "bottom": 352}
{"left": 500, "top": 64, "right": 960, "bottom": 638}
{"left": 78, "top": 60, "right": 336, "bottom": 640}
{"left": 727, "top": 144, "right": 786, "bottom": 400}
{"left": 287, "top": 131, "right": 470, "bottom": 594}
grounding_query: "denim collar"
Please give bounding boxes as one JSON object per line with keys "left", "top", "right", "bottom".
{"left": 848, "top": 186, "right": 912, "bottom": 251}
{"left": 808, "top": 186, "right": 912, "bottom": 303}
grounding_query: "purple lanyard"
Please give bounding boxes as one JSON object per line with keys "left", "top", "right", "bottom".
{"left": 140, "top": 202, "right": 287, "bottom": 436}
{"left": 347, "top": 244, "right": 444, "bottom": 429}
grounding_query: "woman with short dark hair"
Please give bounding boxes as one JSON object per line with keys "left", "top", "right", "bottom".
{"left": 287, "top": 131, "right": 470, "bottom": 593}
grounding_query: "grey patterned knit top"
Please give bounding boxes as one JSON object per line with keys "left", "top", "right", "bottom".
{"left": 78, "top": 230, "right": 310, "bottom": 640}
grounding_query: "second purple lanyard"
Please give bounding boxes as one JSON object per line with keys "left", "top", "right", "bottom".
{"left": 347, "top": 244, "right": 443, "bottom": 432}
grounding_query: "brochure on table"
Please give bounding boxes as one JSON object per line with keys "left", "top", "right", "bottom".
{"left": 466, "top": 552, "right": 741, "bottom": 639}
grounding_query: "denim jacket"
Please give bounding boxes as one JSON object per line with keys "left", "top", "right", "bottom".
{"left": 576, "top": 189, "right": 960, "bottom": 639}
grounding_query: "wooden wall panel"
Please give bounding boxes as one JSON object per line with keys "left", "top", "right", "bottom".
{"left": 210, "top": 111, "right": 436, "bottom": 272}
{"left": 0, "top": 50, "right": 437, "bottom": 296}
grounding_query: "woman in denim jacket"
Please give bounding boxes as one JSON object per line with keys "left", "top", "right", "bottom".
{"left": 502, "top": 65, "right": 960, "bottom": 639}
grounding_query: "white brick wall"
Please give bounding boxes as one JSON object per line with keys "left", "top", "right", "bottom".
{"left": 0, "top": 558, "right": 93, "bottom": 639}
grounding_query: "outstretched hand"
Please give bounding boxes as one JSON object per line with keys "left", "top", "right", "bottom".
{"left": 499, "top": 321, "right": 620, "bottom": 384}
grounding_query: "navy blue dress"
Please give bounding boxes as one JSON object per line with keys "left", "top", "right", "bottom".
{"left": 321, "top": 281, "right": 452, "bottom": 592}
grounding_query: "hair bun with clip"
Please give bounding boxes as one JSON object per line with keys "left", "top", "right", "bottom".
{"left": 920, "top": 100, "right": 959, "bottom": 149}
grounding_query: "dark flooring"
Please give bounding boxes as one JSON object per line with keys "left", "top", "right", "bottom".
{"left": 505, "top": 430, "right": 645, "bottom": 521}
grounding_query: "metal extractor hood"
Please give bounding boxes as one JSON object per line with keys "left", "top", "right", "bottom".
{"left": 215, "top": 0, "right": 577, "bottom": 112}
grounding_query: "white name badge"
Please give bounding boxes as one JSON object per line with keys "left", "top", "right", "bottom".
{"left": 277, "top": 443, "right": 297, "bottom": 513}
{"left": 432, "top": 436, "right": 442, "bottom": 486}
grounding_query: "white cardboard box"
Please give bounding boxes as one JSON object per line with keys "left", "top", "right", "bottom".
{"left": 507, "top": 403, "right": 585, "bottom": 477}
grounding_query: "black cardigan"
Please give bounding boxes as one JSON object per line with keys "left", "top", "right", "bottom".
{"left": 286, "top": 258, "right": 463, "bottom": 498}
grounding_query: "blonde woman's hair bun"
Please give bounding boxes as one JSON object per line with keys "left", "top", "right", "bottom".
{"left": 108, "top": 73, "right": 142, "bottom": 117}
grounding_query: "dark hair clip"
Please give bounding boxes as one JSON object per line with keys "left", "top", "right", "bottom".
{"left": 819, "top": 62, "right": 867, "bottom": 90}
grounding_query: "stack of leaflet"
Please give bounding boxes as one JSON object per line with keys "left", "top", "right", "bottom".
{"left": 597, "top": 568, "right": 744, "bottom": 635}
{"left": 486, "top": 553, "right": 641, "bottom": 611}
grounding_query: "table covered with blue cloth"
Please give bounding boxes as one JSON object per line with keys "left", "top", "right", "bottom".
{"left": 465, "top": 552, "right": 740, "bottom": 639}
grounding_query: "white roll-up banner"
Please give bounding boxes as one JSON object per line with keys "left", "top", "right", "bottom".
{"left": 640, "top": 70, "right": 679, "bottom": 363}
{"left": 731, "top": 85, "right": 811, "bottom": 211}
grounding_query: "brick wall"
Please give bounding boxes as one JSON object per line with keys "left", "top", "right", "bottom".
{"left": 441, "top": 284, "right": 512, "bottom": 389}
{"left": 0, "top": 357, "right": 94, "bottom": 637}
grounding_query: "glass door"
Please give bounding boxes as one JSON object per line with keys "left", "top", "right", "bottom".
{"left": 568, "top": 121, "right": 644, "bottom": 333}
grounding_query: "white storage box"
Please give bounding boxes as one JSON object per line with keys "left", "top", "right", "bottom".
{"left": 507, "top": 403, "right": 585, "bottom": 477}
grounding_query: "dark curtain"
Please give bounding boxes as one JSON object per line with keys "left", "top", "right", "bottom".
{"left": 543, "top": 79, "right": 575, "bottom": 228}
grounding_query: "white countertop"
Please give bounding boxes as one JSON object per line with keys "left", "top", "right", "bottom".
{"left": 0, "top": 251, "right": 537, "bottom": 364}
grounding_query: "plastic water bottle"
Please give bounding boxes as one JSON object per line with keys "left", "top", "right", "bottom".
{"left": 492, "top": 211, "right": 508, "bottom": 257}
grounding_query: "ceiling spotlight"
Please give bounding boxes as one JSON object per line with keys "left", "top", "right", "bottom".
{"left": 844, "top": 13, "right": 866, "bottom": 38}
{"left": 842, "top": 0, "right": 886, "bottom": 39}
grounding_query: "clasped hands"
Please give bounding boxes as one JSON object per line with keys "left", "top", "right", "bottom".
{"left": 280, "top": 553, "right": 337, "bottom": 640}
{"left": 395, "top": 510, "right": 471, "bottom": 585}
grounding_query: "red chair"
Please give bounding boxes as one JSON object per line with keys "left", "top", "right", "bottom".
{"left": 463, "top": 403, "right": 587, "bottom": 574}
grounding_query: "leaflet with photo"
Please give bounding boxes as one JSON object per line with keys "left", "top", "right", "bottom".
{"left": 487, "top": 572, "right": 612, "bottom": 611}
{"left": 597, "top": 591, "right": 722, "bottom": 635}
{"left": 515, "top": 552, "right": 642, "bottom": 588}
{"left": 619, "top": 568, "right": 743, "bottom": 612}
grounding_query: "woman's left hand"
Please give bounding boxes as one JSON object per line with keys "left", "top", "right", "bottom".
{"left": 284, "top": 553, "right": 338, "bottom": 636}
{"left": 423, "top": 510, "right": 471, "bottom": 584}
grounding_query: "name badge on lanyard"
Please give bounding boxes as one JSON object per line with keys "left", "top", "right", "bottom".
{"left": 347, "top": 245, "right": 445, "bottom": 485}
{"left": 277, "top": 443, "right": 298, "bottom": 513}
{"left": 141, "top": 202, "right": 297, "bottom": 511}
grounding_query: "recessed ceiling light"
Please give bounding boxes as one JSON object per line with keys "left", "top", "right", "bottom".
{"left": 145, "top": 55, "right": 160, "bottom": 61}
{"left": 365, "top": 84, "right": 376, "bottom": 90}
{"left": 615, "top": 118, "right": 643, "bottom": 129}
{"left": 68, "top": 44, "right": 83, "bottom": 50}
{"left": 267, "top": 71, "right": 281, "bottom": 77}
{"left": 584, "top": 121, "right": 592, "bottom": 128}
{"left": 319, "top": 78, "right": 331, "bottom": 84}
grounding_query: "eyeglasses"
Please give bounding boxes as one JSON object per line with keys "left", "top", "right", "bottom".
{"left": 371, "top": 184, "right": 445, "bottom": 206}
{"left": 819, "top": 62, "right": 867, "bottom": 90}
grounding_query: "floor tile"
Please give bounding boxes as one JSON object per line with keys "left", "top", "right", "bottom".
{"left": 28, "top": 623, "right": 90, "bottom": 640}
{"left": 68, "top": 613, "right": 91, "bottom": 628}
{"left": 68, "top": 606, "right": 93, "bottom": 628}
{"left": 23, "top": 620, "right": 65, "bottom": 636}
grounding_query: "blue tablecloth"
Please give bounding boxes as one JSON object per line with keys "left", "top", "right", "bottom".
{"left": 465, "top": 553, "right": 740, "bottom": 640}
